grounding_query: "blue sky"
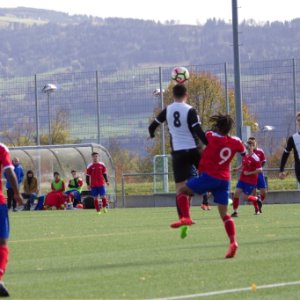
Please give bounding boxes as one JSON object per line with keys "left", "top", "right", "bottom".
{"left": 1, "top": 0, "right": 300, "bottom": 24}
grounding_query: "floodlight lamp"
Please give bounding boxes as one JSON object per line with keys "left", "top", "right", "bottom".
{"left": 153, "top": 88, "right": 165, "bottom": 96}
{"left": 262, "top": 125, "right": 275, "bottom": 132}
{"left": 42, "top": 83, "right": 57, "bottom": 93}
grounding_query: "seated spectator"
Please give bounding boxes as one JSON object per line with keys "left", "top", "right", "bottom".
{"left": 22, "top": 170, "right": 38, "bottom": 210}
{"left": 64, "top": 170, "right": 83, "bottom": 209}
{"left": 44, "top": 172, "right": 66, "bottom": 209}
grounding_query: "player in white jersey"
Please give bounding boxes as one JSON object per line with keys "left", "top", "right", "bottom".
{"left": 279, "top": 112, "right": 300, "bottom": 182}
{"left": 148, "top": 84, "right": 207, "bottom": 228}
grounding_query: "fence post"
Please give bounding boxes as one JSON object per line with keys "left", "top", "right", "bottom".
{"left": 293, "top": 59, "right": 297, "bottom": 129}
{"left": 159, "top": 67, "right": 169, "bottom": 192}
{"left": 121, "top": 174, "right": 125, "bottom": 208}
{"left": 96, "top": 71, "right": 101, "bottom": 144}
{"left": 34, "top": 74, "right": 40, "bottom": 146}
{"left": 34, "top": 74, "right": 42, "bottom": 194}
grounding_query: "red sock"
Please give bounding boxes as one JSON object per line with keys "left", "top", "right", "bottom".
{"left": 223, "top": 215, "right": 236, "bottom": 243}
{"left": 0, "top": 246, "right": 8, "bottom": 281}
{"left": 247, "top": 195, "right": 259, "bottom": 211}
{"left": 176, "top": 193, "right": 190, "bottom": 219}
{"left": 233, "top": 197, "right": 239, "bottom": 210}
{"left": 94, "top": 198, "right": 100, "bottom": 212}
{"left": 175, "top": 195, "right": 182, "bottom": 218}
{"left": 102, "top": 197, "right": 107, "bottom": 208}
{"left": 261, "top": 194, "right": 265, "bottom": 201}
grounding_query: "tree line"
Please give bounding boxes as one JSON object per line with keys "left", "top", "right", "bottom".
{"left": 0, "top": 8, "right": 300, "bottom": 76}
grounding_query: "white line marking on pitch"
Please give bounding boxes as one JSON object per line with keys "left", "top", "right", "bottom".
{"left": 150, "top": 280, "right": 300, "bottom": 300}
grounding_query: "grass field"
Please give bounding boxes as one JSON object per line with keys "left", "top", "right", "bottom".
{"left": 6, "top": 204, "right": 300, "bottom": 299}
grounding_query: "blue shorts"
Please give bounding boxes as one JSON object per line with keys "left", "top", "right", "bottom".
{"left": 186, "top": 172, "right": 230, "bottom": 205}
{"left": 65, "top": 190, "right": 81, "bottom": 202}
{"left": 236, "top": 181, "right": 256, "bottom": 195}
{"left": 256, "top": 173, "right": 267, "bottom": 189}
{"left": 90, "top": 186, "right": 106, "bottom": 197}
{"left": 0, "top": 205, "right": 9, "bottom": 239}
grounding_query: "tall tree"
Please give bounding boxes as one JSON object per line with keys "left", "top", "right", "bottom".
{"left": 40, "top": 110, "right": 75, "bottom": 145}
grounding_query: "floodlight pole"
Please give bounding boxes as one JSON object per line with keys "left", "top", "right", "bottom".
{"left": 34, "top": 74, "right": 40, "bottom": 145}
{"left": 43, "top": 84, "right": 56, "bottom": 145}
{"left": 232, "top": 0, "right": 243, "bottom": 140}
{"left": 47, "top": 92, "right": 52, "bottom": 145}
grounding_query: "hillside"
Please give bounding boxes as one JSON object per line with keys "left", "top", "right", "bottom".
{"left": 0, "top": 7, "right": 300, "bottom": 76}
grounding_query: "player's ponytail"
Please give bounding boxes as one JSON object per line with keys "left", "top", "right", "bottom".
{"left": 209, "top": 114, "right": 234, "bottom": 135}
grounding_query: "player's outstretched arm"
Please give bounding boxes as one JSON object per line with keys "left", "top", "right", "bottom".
{"left": 279, "top": 136, "right": 293, "bottom": 176}
{"left": 148, "top": 109, "right": 166, "bottom": 138}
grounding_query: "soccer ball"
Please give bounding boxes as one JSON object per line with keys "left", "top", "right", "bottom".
{"left": 171, "top": 66, "right": 190, "bottom": 84}
{"left": 228, "top": 198, "right": 233, "bottom": 206}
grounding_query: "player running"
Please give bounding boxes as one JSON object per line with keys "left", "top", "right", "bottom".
{"left": 178, "top": 114, "right": 245, "bottom": 258}
{"left": 0, "top": 143, "right": 24, "bottom": 296}
{"left": 231, "top": 140, "right": 263, "bottom": 217}
{"left": 148, "top": 84, "right": 207, "bottom": 227}
{"left": 248, "top": 136, "right": 267, "bottom": 213}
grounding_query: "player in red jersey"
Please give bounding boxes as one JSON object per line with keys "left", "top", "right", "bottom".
{"left": 231, "top": 140, "right": 263, "bottom": 217}
{"left": 178, "top": 114, "right": 245, "bottom": 258}
{"left": 0, "top": 143, "right": 24, "bottom": 296}
{"left": 86, "top": 152, "right": 109, "bottom": 214}
{"left": 248, "top": 137, "right": 267, "bottom": 213}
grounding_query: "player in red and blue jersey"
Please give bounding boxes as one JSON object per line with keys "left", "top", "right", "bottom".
{"left": 248, "top": 137, "right": 267, "bottom": 213}
{"left": 86, "top": 152, "right": 109, "bottom": 214}
{"left": 231, "top": 140, "right": 263, "bottom": 217}
{"left": 178, "top": 114, "right": 245, "bottom": 258}
{"left": 0, "top": 143, "right": 24, "bottom": 296}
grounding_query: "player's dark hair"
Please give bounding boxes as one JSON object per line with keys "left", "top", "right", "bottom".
{"left": 26, "top": 170, "right": 34, "bottom": 176}
{"left": 53, "top": 171, "right": 60, "bottom": 176}
{"left": 248, "top": 136, "right": 256, "bottom": 141}
{"left": 91, "top": 151, "right": 99, "bottom": 156}
{"left": 173, "top": 84, "right": 187, "bottom": 99}
{"left": 210, "top": 114, "right": 234, "bottom": 135}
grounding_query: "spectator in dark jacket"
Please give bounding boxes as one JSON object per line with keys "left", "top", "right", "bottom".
{"left": 22, "top": 170, "right": 38, "bottom": 210}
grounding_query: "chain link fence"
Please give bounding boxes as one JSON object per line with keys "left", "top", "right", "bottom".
{"left": 1, "top": 58, "right": 300, "bottom": 193}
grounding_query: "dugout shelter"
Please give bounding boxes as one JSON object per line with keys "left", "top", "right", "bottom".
{"left": 8, "top": 143, "right": 117, "bottom": 206}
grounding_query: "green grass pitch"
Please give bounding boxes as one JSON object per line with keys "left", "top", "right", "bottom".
{"left": 6, "top": 204, "right": 300, "bottom": 299}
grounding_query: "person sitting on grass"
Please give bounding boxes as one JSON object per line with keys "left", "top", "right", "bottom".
{"left": 64, "top": 170, "right": 83, "bottom": 209}
{"left": 22, "top": 170, "right": 38, "bottom": 211}
{"left": 44, "top": 172, "right": 66, "bottom": 210}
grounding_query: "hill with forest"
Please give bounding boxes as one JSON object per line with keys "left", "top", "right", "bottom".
{"left": 0, "top": 7, "right": 300, "bottom": 76}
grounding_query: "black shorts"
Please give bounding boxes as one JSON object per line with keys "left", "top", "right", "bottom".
{"left": 172, "top": 148, "right": 201, "bottom": 183}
